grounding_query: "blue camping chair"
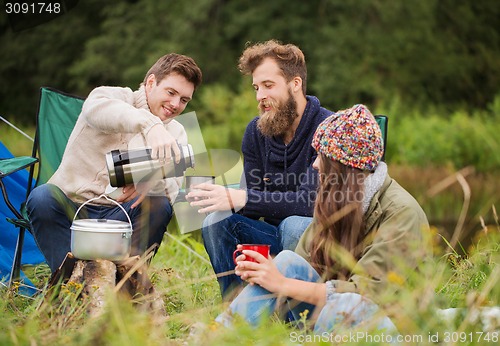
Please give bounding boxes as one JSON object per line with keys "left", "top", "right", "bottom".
{"left": 0, "top": 87, "right": 84, "bottom": 291}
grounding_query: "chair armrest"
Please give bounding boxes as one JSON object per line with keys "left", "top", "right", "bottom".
{"left": 0, "top": 157, "right": 38, "bottom": 178}
{"left": 0, "top": 156, "right": 38, "bottom": 219}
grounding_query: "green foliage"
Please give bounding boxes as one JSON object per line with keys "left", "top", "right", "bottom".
{"left": 1, "top": 0, "right": 499, "bottom": 122}
{"left": 383, "top": 95, "right": 500, "bottom": 173}
{"left": 312, "top": 0, "right": 500, "bottom": 110}
{"left": 194, "top": 82, "right": 256, "bottom": 151}
{"left": 0, "top": 123, "right": 34, "bottom": 156}
{"left": 0, "top": 0, "right": 105, "bottom": 120}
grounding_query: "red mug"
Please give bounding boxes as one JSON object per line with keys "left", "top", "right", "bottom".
{"left": 233, "top": 244, "right": 270, "bottom": 264}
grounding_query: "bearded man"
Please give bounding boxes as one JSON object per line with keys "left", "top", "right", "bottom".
{"left": 187, "top": 40, "right": 332, "bottom": 298}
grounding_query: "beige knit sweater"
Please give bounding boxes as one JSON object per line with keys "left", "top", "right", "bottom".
{"left": 48, "top": 85, "right": 186, "bottom": 205}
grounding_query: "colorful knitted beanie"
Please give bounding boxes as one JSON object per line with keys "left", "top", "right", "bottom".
{"left": 312, "top": 104, "right": 383, "bottom": 171}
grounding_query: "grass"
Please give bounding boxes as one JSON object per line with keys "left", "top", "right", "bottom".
{"left": 1, "top": 208, "right": 499, "bottom": 345}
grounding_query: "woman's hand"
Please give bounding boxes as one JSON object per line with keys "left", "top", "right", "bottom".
{"left": 234, "top": 245, "right": 286, "bottom": 294}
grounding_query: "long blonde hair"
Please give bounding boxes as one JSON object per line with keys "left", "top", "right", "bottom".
{"left": 309, "top": 154, "right": 367, "bottom": 280}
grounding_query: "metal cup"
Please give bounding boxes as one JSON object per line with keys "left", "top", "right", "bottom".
{"left": 185, "top": 175, "right": 215, "bottom": 195}
{"left": 185, "top": 176, "right": 215, "bottom": 213}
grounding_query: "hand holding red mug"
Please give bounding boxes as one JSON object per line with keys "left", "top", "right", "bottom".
{"left": 233, "top": 244, "right": 286, "bottom": 293}
{"left": 233, "top": 244, "right": 270, "bottom": 264}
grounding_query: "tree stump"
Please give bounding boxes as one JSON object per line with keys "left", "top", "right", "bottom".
{"left": 67, "top": 259, "right": 117, "bottom": 316}
{"left": 51, "top": 253, "right": 166, "bottom": 318}
{"left": 115, "top": 255, "right": 167, "bottom": 316}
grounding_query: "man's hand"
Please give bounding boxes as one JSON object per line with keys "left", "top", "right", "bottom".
{"left": 186, "top": 184, "right": 247, "bottom": 213}
{"left": 116, "top": 181, "right": 155, "bottom": 209}
{"left": 146, "top": 124, "right": 180, "bottom": 163}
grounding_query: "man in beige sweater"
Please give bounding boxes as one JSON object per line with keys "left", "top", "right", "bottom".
{"left": 26, "top": 53, "right": 202, "bottom": 273}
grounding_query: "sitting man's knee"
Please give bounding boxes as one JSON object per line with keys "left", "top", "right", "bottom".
{"left": 274, "top": 250, "right": 303, "bottom": 275}
{"left": 202, "top": 210, "right": 235, "bottom": 230}
{"left": 279, "top": 216, "right": 313, "bottom": 250}
{"left": 27, "top": 184, "right": 57, "bottom": 213}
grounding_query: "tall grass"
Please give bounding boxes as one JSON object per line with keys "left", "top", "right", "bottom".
{"left": 1, "top": 220, "right": 498, "bottom": 345}
{"left": 390, "top": 165, "right": 499, "bottom": 252}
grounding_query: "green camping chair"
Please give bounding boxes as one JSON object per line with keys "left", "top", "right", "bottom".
{"left": 375, "top": 115, "right": 388, "bottom": 162}
{"left": 0, "top": 87, "right": 84, "bottom": 288}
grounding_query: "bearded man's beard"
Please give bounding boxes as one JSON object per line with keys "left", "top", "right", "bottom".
{"left": 257, "top": 90, "right": 298, "bottom": 138}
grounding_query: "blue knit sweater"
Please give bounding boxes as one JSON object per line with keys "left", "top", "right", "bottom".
{"left": 240, "top": 95, "right": 332, "bottom": 225}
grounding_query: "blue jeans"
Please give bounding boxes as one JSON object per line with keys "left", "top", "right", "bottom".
{"left": 278, "top": 215, "right": 313, "bottom": 250}
{"left": 216, "top": 250, "right": 398, "bottom": 335}
{"left": 26, "top": 183, "right": 173, "bottom": 272}
{"left": 201, "top": 212, "right": 312, "bottom": 298}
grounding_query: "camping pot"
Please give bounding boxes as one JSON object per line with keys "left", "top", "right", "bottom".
{"left": 106, "top": 144, "right": 195, "bottom": 187}
{"left": 70, "top": 195, "right": 133, "bottom": 261}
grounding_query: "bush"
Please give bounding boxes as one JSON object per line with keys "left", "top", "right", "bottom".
{"left": 383, "top": 95, "right": 500, "bottom": 173}
{"left": 194, "top": 82, "right": 256, "bottom": 151}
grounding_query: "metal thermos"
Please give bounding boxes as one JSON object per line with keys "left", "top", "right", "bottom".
{"left": 106, "top": 144, "right": 195, "bottom": 187}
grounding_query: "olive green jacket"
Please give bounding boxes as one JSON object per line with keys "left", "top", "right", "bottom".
{"left": 295, "top": 175, "right": 430, "bottom": 299}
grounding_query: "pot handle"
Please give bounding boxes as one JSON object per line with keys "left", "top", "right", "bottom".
{"left": 73, "top": 194, "right": 133, "bottom": 229}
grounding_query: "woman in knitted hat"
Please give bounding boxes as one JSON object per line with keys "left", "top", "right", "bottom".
{"left": 214, "top": 104, "right": 430, "bottom": 334}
